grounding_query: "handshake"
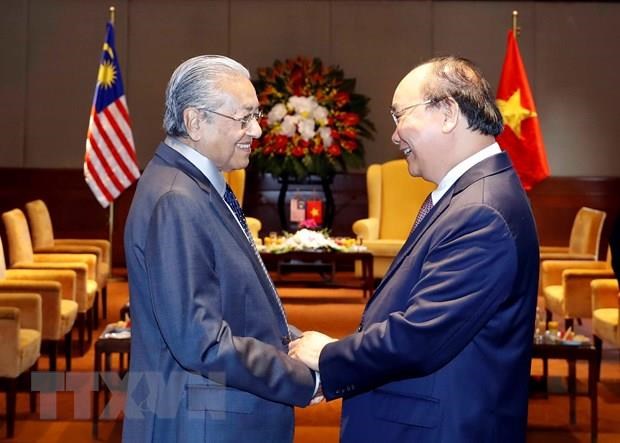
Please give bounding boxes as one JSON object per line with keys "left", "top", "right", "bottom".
{"left": 288, "top": 331, "right": 338, "bottom": 405}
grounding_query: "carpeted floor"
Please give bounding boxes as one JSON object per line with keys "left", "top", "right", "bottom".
{"left": 1, "top": 273, "right": 619, "bottom": 442}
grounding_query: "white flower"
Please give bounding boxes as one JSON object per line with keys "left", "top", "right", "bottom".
{"left": 313, "top": 105, "right": 329, "bottom": 125}
{"left": 288, "top": 96, "right": 318, "bottom": 117}
{"left": 318, "top": 126, "right": 333, "bottom": 147}
{"left": 279, "top": 115, "right": 298, "bottom": 137}
{"left": 297, "top": 118, "right": 316, "bottom": 141}
{"left": 267, "top": 103, "right": 288, "bottom": 125}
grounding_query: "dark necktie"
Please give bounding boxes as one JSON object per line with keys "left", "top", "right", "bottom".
{"left": 223, "top": 185, "right": 252, "bottom": 239}
{"left": 222, "top": 184, "right": 290, "bottom": 339}
{"left": 412, "top": 193, "right": 434, "bottom": 232}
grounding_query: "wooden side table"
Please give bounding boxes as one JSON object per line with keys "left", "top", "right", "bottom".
{"left": 531, "top": 342, "right": 598, "bottom": 442}
{"left": 260, "top": 250, "right": 374, "bottom": 298}
{"left": 92, "top": 336, "right": 131, "bottom": 438}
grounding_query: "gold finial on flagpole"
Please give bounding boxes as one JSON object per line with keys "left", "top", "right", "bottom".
{"left": 512, "top": 10, "right": 520, "bottom": 39}
{"left": 109, "top": 6, "right": 115, "bottom": 25}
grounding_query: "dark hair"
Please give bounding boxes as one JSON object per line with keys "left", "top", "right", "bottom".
{"left": 420, "top": 56, "right": 503, "bottom": 137}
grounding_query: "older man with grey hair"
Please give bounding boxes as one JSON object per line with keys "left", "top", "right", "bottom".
{"left": 123, "top": 55, "right": 318, "bottom": 443}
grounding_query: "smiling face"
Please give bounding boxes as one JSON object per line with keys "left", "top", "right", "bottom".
{"left": 390, "top": 64, "right": 448, "bottom": 183}
{"left": 185, "top": 75, "right": 261, "bottom": 171}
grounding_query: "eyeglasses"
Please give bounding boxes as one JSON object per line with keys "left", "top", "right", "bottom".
{"left": 200, "top": 108, "right": 263, "bottom": 129}
{"left": 390, "top": 99, "right": 434, "bottom": 125}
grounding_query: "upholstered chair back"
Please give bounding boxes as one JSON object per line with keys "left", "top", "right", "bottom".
{"left": 23, "top": 200, "right": 55, "bottom": 250}
{"left": 222, "top": 169, "right": 246, "bottom": 205}
{"left": 568, "top": 207, "right": 606, "bottom": 259}
{"left": 369, "top": 160, "right": 435, "bottom": 240}
{"left": 2, "top": 209, "right": 35, "bottom": 266}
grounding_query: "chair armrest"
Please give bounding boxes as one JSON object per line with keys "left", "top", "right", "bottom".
{"left": 540, "top": 246, "right": 569, "bottom": 254}
{"left": 33, "top": 253, "right": 97, "bottom": 280}
{"left": 591, "top": 279, "right": 620, "bottom": 310}
{"left": 352, "top": 218, "right": 379, "bottom": 240}
{"left": 0, "top": 282, "right": 62, "bottom": 339}
{"left": 5, "top": 268, "right": 76, "bottom": 301}
{"left": 34, "top": 244, "right": 103, "bottom": 264}
{"left": 54, "top": 239, "right": 111, "bottom": 265}
{"left": 540, "top": 252, "right": 597, "bottom": 261}
{"left": 542, "top": 260, "right": 609, "bottom": 287}
{"left": 563, "top": 270, "right": 616, "bottom": 316}
{"left": 0, "top": 293, "right": 41, "bottom": 331}
{"left": 13, "top": 262, "right": 90, "bottom": 307}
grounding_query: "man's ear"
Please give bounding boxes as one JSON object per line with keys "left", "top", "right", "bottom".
{"left": 184, "top": 108, "right": 202, "bottom": 141}
{"left": 441, "top": 97, "right": 460, "bottom": 133}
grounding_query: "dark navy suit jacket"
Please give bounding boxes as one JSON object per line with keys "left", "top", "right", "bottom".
{"left": 319, "top": 152, "right": 539, "bottom": 442}
{"left": 122, "top": 143, "right": 315, "bottom": 442}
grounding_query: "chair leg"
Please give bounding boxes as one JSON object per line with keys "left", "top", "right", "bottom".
{"left": 47, "top": 340, "right": 57, "bottom": 372}
{"left": 6, "top": 378, "right": 17, "bottom": 438}
{"left": 102, "top": 285, "right": 108, "bottom": 320}
{"left": 594, "top": 335, "right": 603, "bottom": 381}
{"left": 87, "top": 307, "right": 94, "bottom": 345}
{"left": 93, "top": 292, "right": 99, "bottom": 329}
{"left": 77, "top": 312, "right": 86, "bottom": 355}
{"left": 64, "top": 331, "right": 72, "bottom": 372}
{"left": 29, "top": 362, "right": 37, "bottom": 413}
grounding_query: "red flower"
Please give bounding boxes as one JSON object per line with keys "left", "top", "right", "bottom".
{"left": 334, "top": 91, "right": 350, "bottom": 107}
{"left": 327, "top": 144, "right": 342, "bottom": 157}
{"left": 291, "top": 145, "right": 305, "bottom": 157}
{"left": 338, "top": 112, "right": 360, "bottom": 126}
{"left": 342, "top": 140, "right": 358, "bottom": 152}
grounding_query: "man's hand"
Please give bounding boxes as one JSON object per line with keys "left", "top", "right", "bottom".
{"left": 288, "top": 331, "right": 337, "bottom": 371}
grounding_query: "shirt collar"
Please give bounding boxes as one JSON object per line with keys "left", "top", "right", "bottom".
{"left": 431, "top": 142, "right": 502, "bottom": 205}
{"left": 165, "top": 135, "right": 226, "bottom": 197}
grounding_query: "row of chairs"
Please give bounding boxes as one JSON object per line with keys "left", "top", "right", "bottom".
{"left": 539, "top": 206, "right": 620, "bottom": 373}
{"left": 0, "top": 200, "right": 112, "bottom": 437}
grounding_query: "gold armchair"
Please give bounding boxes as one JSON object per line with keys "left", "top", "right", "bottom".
{"left": 2, "top": 208, "right": 97, "bottom": 354}
{"left": 353, "top": 159, "right": 436, "bottom": 278}
{"left": 25, "top": 199, "right": 110, "bottom": 321}
{"left": 1, "top": 237, "right": 78, "bottom": 371}
{"left": 542, "top": 248, "right": 615, "bottom": 329}
{"left": 540, "top": 207, "right": 606, "bottom": 261}
{"left": 0, "top": 293, "right": 41, "bottom": 438}
{"left": 223, "top": 169, "right": 262, "bottom": 241}
{"left": 591, "top": 278, "right": 620, "bottom": 380}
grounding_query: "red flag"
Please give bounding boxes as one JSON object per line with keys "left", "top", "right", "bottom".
{"left": 84, "top": 22, "right": 140, "bottom": 208}
{"left": 306, "top": 200, "right": 324, "bottom": 225}
{"left": 496, "top": 30, "right": 549, "bottom": 191}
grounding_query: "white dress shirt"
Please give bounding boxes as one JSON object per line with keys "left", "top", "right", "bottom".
{"left": 430, "top": 142, "right": 502, "bottom": 206}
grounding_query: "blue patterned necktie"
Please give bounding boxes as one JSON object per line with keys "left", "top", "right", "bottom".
{"left": 222, "top": 184, "right": 290, "bottom": 340}
{"left": 412, "top": 193, "right": 434, "bottom": 232}
{"left": 223, "top": 185, "right": 252, "bottom": 239}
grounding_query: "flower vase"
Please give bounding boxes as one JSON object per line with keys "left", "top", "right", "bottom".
{"left": 277, "top": 174, "right": 334, "bottom": 232}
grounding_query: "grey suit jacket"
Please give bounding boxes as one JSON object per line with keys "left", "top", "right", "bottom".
{"left": 122, "top": 143, "right": 315, "bottom": 443}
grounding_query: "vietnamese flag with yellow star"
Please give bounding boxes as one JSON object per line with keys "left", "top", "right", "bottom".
{"left": 496, "top": 30, "right": 549, "bottom": 191}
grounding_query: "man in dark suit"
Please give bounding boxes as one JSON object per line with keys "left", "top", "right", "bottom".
{"left": 123, "top": 55, "right": 317, "bottom": 442}
{"left": 289, "top": 56, "right": 540, "bottom": 442}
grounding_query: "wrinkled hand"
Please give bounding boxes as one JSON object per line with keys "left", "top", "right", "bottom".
{"left": 288, "top": 331, "right": 337, "bottom": 371}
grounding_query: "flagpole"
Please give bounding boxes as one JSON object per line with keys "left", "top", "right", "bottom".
{"left": 512, "top": 10, "right": 520, "bottom": 39}
{"left": 108, "top": 5, "right": 115, "bottom": 272}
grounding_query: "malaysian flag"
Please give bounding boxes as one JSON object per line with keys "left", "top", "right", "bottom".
{"left": 84, "top": 21, "right": 139, "bottom": 208}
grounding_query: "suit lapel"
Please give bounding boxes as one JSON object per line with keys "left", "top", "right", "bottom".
{"left": 366, "top": 152, "right": 514, "bottom": 307}
{"left": 155, "top": 144, "right": 285, "bottom": 326}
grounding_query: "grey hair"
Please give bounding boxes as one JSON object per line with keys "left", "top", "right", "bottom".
{"left": 163, "top": 55, "right": 250, "bottom": 137}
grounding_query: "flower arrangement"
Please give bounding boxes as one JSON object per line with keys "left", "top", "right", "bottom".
{"left": 258, "top": 229, "right": 366, "bottom": 254}
{"left": 251, "top": 57, "right": 375, "bottom": 181}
